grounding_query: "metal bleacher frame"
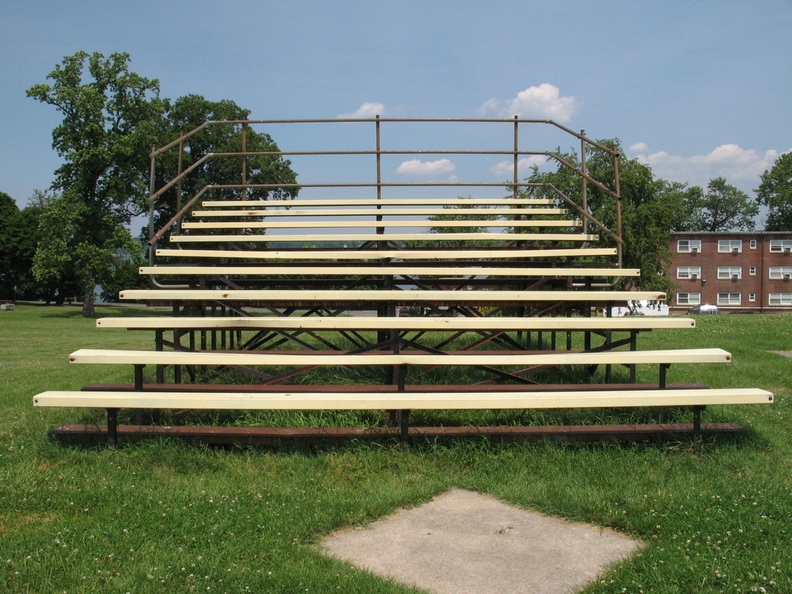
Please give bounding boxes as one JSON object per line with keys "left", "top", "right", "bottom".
{"left": 34, "top": 118, "right": 773, "bottom": 445}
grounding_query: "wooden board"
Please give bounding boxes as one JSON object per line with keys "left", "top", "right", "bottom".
{"left": 180, "top": 219, "right": 582, "bottom": 229}
{"left": 119, "top": 288, "right": 666, "bottom": 303}
{"left": 190, "top": 207, "right": 569, "bottom": 217}
{"left": 33, "top": 388, "right": 773, "bottom": 410}
{"left": 95, "top": 316, "right": 696, "bottom": 331}
{"left": 67, "top": 348, "right": 731, "bottom": 366}
{"left": 201, "top": 198, "right": 557, "bottom": 207}
{"left": 139, "top": 265, "right": 641, "bottom": 278}
{"left": 168, "top": 232, "right": 600, "bottom": 243}
{"left": 155, "top": 247, "right": 618, "bottom": 260}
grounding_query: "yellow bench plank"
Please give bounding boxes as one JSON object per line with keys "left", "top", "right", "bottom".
{"left": 119, "top": 289, "right": 666, "bottom": 303}
{"left": 67, "top": 348, "right": 730, "bottom": 366}
{"left": 156, "top": 247, "right": 618, "bottom": 260}
{"left": 191, "top": 207, "right": 569, "bottom": 217}
{"left": 33, "top": 388, "right": 773, "bottom": 410}
{"left": 96, "top": 316, "right": 696, "bottom": 331}
{"left": 181, "top": 219, "right": 582, "bottom": 230}
{"left": 168, "top": 232, "right": 600, "bottom": 243}
{"left": 139, "top": 265, "right": 640, "bottom": 278}
{"left": 201, "top": 198, "right": 556, "bottom": 207}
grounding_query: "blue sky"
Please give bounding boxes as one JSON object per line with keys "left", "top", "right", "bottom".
{"left": 2, "top": 0, "right": 791, "bottom": 209}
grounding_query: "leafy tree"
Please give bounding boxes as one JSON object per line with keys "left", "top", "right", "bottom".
{"left": 0, "top": 192, "right": 20, "bottom": 299}
{"left": 27, "top": 51, "right": 164, "bottom": 316}
{"left": 757, "top": 152, "right": 792, "bottom": 231}
{"left": 417, "top": 199, "right": 502, "bottom": 248}
{"left": 149, "top": 94, "right": 299, "bottom": 240}
{"left": 676, "top": 177, "right": 758, "bottom": 231}
{"left": 521, "top": 140, "right": 688, "bottom": 292}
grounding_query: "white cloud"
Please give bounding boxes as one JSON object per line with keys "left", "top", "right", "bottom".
{"left": 478, "top": 98, "right": 500, "bottom": 116}
{"left": 492, "top": 84, "right": 579, "bottom": 122}
{"left": 337, "top": 102, "right": 385, "bottom": 119}
{"left": 491, "top": 155, "right": 549, "bottom": 177}
{"left": 396, "top": 158, "right": 455, "bottom": 176}
{"left": 630, "top": 143, "right": 790, "bottom": 190}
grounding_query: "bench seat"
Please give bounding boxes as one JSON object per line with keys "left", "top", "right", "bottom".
{"left": 200, "top": 198, "right": 557, "bottom": 207}
{"left": 34, "top": 388, "right": 773, "bottom": 410}
{"left": 95, "top": 316, "right": 696, "bottom": 331}
{"left": 156, "top": 247, "right": 619, "bottom": 260}
{"left": 67, "top": 348, "right": 731, "bottom": 366}
{"left": 168, "top": 232, "right": 600, "bottom": 243}
{"left": 190, "top": 207, "right": 570, "bottom": 217}
{"left": 119, "top": 289, "right": 666, "bottom": 303}
{"left": 139, "top": 265, "right": 641, "bottom": 278}
{"left": 79, "top": 382, "right": 711, "bottom": 393}
{"left": 180, "top": 219, "right": 582, "bottom": 230}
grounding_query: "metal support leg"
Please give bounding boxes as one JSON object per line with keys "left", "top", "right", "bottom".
{"left": 134, "top": 364, "right": 144, "bottom": 425}
{"left": 693, "top": 405, "right": 702, "bottom": 436}
{"left": 399, "top": 409, "right": 410, "bottom": 445}
{"left": 658, "top": 363, "right": 670, "bottom": 423}
{"left": 107, "top": 408, "right": 119, "bottom": 447}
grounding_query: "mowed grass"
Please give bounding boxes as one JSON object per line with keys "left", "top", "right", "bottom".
{"left": 0, "top": 304, "right": 790, "bottom": 593}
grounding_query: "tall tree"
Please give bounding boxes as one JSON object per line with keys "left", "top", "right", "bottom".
{"left": 757, "top": 152, "right": 792, "bottom": 231}
{"left": 677, "top": 177, "right": 758, "bottom": 231}
{"left": 521, "top": 140, "right": 688, "bottom": 292}
{"left": 149, "top": 94, "right": 299, "bottom": 240}
{"left": 0, "top": 192, "right": 21, "bottom": 299}
{"left": 27, "top": 51, "right": 164, "bottom": 316}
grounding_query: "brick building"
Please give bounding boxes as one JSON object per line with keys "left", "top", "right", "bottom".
{"left": 668, "top": 231, "right": 792, "bottom": 313}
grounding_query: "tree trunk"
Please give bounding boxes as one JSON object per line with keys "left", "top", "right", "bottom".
{"left": 81, "top": 283, "right": 96, "bottom": 317}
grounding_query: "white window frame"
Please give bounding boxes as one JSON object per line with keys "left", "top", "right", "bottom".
{"left": 677, "top": 239, "right": 702, "bottom": 253}
{"left": 769, "top": 293, "right": 792, "bottom": 306}
{"left": 769, "top": 239, "right": 792, "bottom": 253}
{"left": 718, "top": 239, "right": 743, "bottom": 253}
{"left": 749, "top": 266, "right": 757, "bottom": 276}
{"left": 769, "top": 266, "right": 792, "bottom": 279}
{"left": 749, "top": 293, "right": 756, "bottom": 302}
{"left": 750, "top": 239, "right": 757, "bottom": 249}
{"left": 676, "top": 292, "right": 701, "bottom": 306}
{"left": 717, "top": 292, "right": 742, "bottom": 305}
{"left": 717, "top": 266, "right": 742, "bottom": 280}
{"left": 677, "top": 266, "right": 702, "bottom": 280}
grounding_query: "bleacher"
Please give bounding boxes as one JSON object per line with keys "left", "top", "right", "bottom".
{"left": 33, "top": 118, "right": 773, "bottom": 445}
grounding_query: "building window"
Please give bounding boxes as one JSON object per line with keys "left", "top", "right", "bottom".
{"left": 718, "top": 239, "right": 743, "bottom": 253}
{"left": 677, "top": 266, "right": 702, "bottom": 279}
{"left": 769, "top": 266, "right": 792, "bottom": 279}
{"left": 750, "top": 239, "right": 757, "bottom": 249}
{"left": 676, "top": 292, "right": 701, "bottom": 305}
{"left": 677, "top": 239, "right": 702, "bottom": 253}
{"left": 769, "top": 293, "right": 792, "bottom": 306}
{"left": 749, "top": 293, "right": 756, "bottom": 302}
{"left": 717, "top": 266, "right": 742, "bottom": 280}
{"left": 769, "top": 239, "right": 792, "bottom": 253}
{"left": 717, "top": 292, "right": 741, "bottom": 305}
{"left": 749, "top": 266, "right": 757, "bottom": 276}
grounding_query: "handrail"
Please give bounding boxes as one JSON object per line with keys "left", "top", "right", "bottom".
{"left": 146, "top": 118, "right": 624, "bottom": 267}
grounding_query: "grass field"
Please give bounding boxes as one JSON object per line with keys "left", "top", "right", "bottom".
{"left": 1, "top": 304, "right": 790, "bottom": 593}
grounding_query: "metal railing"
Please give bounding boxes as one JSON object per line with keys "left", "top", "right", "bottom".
{"left": 147, "top": 117, "right": 623, "bottom": 258}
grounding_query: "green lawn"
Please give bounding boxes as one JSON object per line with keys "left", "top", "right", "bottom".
{"left": 1, "top": 304, "right": 790, "bottom": 593}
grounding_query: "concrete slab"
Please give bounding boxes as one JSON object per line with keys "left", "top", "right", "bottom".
{"left": 320, "top": 489, "right": 642, "bottom": 594}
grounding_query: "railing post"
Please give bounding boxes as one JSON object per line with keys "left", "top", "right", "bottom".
{"left": 612, "top": 153, "right": 623, "bottom": 266}
{"left": 513, "top": 116, "right": 519, "bottom": 200}
{"left": 375, "top": 115, "right": 383, "bottom": 236}
{"left": 580, "top": 130, "right": 588, "bottom": 235}
{"left": 241, "top": 119, "right": 248, "bottom": 200}
{"left": 176, "top": 132, "right": 185, "bottom": 233}
{"left": 148, "top": 144, "right": 157, "bottom": 265}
